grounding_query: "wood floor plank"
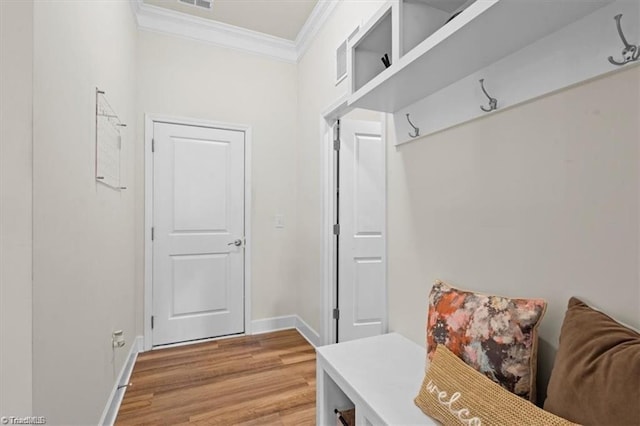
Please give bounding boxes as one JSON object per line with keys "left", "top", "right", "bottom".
{"left": 280, "top": 402, "right": 316, "bottom": 426}
{"left": 116, "top": 329, "right": 316, "bottom": 425}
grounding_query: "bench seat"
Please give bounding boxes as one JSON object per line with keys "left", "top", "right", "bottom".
{"left": 316, "top": 333, "right": 437, "bottom": 425}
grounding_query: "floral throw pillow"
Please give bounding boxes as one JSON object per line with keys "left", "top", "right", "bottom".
{"left": 427, "top": 280, "right": 547, "bottom": 402}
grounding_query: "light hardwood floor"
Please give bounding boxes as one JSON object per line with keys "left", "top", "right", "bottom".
{"left": 116, "top": 329, "right": 316, "bottom": 425}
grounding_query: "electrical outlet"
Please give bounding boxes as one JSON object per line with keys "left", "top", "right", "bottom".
{"left": 112, "top": 330, "right": 125, "bottom": 348}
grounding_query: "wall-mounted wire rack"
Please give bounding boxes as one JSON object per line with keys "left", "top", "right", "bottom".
{"left": 95, "top": 87, "right": 127, "bottom": 190}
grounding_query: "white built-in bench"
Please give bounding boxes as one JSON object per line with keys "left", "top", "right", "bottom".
{"left": 316, "top": 333, "right": 437, "bottom": 425}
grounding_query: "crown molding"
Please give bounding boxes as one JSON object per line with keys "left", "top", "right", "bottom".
{"left": 129, "top": 0, "right": 340, "bottom": 63}
{"left": 131, "top": 0, "right": 297, "bottom": 63}
{"left": 295, "top": 1, "right": 340, "bottom": 61}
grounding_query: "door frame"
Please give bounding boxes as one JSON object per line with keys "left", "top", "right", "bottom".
{"left": 319, "top": 97, "right": 388, "bottom": 345}
{"left": 143, "top": 113, "right": 252, "bottom": 351}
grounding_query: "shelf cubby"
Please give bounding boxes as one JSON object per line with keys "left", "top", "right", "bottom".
{"left": 400, "top": 0, "right": 472, "bottom": 56}
{"left": 350, "top": 3, "right": 394, "bottom": 93}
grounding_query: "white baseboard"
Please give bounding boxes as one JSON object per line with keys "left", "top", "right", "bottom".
{"left": 99, "top": 335, "right": 143, "bottom": 426}
{"left": 251, "top": 315, "right": 320, "bottom": 348}
{"left": 295, "top": 315, "right": 321, "bottom": 347}
{"left": 251, "top": 315, "right": 297, "bottom": 334}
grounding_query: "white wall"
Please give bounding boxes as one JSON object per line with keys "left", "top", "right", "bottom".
{"left": 0, "top": 1, "right": 34, "bottom": 416}
{"left": 32, "top": 2, "right": 138, "bottom": 424}
{"left": 386, "top": 65, "right": 640, "bottom": 400}
{"left": 135, "top": 31, "right": 300, "bottom": 328}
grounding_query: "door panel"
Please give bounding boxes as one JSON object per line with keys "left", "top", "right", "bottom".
{"left": 171, "top": 254, "right": 229, "bottom": 315}
{"left": 354, "top": 134, "right": 385, "bottom": 235}
{"left": 338, "top": 119, "right": 386, "bottom": 342}
{"left": 353, "top": 257, "right": 384, "bottom": 323}
{"left": 153, "top": 122, "right": 245, "bottom": 346}
{"left": 173, "top": 138, "right": 229, "bottom": 232}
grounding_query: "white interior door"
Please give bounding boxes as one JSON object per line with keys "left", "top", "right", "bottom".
{"left": 338, "top": 118, "right": 386, "bottom": 342}
{"left": 152, "top": 122, "right": 245, "bottom": 346}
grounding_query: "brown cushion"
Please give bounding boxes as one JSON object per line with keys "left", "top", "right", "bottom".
{"left": 415, "top": 345, "right": 578, "bottom": 425}
{"left": 544, "top": 297, "right": 640, "bottom": 425}
{"left": 427, "top": 280, "right": 547, "bottom": 402}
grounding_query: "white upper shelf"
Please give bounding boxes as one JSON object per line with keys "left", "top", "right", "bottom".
{"left": 348, "top": 0, "right": 615, "bottom": 113}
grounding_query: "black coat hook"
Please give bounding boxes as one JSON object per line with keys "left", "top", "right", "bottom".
{"left": 608, "top": 14, "right": 639, "bottom": 66}
{"left": 479, "top": 79, "right": 498, "bottom": 112}
{"left": 406, "top": 113, "right": 419, "bottom": 138}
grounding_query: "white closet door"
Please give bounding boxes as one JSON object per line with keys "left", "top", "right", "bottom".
{"left": 338, "top": 118, "right": 386, "bottom": 342}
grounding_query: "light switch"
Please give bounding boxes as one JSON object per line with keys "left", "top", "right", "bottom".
{"left": 275, "top": 214, "right": 285, "bottom": 229}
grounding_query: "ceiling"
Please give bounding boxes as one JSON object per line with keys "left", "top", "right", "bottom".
{"left": 144, "top": 0, "right": 320, "bottom": 41}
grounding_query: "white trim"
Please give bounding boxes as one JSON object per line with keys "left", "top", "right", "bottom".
{"left": 251, "top": 315, "right": 321, "bottom": 348}
{"left": 99, "top": 336, "right": 143, "bottom": 426}
{"left": 295, "top": 315, "right": 321, "bottom": 348}
{"left": 381, "top": 114, "right": 389, "bottom": 337}
{"left": 143, "top": 116, "right": 153, "bottom": 352}
{"left": 251, "top": 315, "right": 297, "bottom": 335}
{"left": 130, "top": 0, "right": 339, "bottom": 63}
{"left": 335, "top": 73, "right": 348, "bottom": 87}
{"left": 320, "top": 97, "right": 350, "bottom": 346}
{"left": 320, "top": 115, "right": 335, "bottom": 347}
{"left": 143, "top": 114, "right": 252, "bottom": 351}
{"left": 320, "top": 115, "right": 334, "bottom": 346}
{"left": 295, "top": 0, "right": 341, "bottom": 61}
{"left": 322, "top": 95, "right": 352, "bottom": 124}
{"left": 244, "top": 126, "right": 253, "bottom": 336}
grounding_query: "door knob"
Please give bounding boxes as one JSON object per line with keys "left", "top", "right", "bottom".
{"left": 228, "top": 239, "right": 243, "bottom": 247}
